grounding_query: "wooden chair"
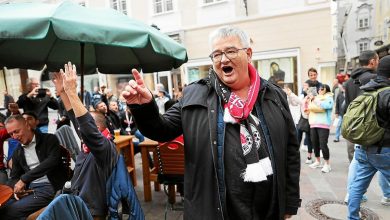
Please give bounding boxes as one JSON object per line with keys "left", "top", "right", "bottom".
{"left": 155, "top": 141, "right": 184, "bottom": 220}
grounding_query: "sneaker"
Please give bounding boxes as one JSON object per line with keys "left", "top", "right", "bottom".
{"left": 309, "top": 161, "right": 321, "bottom": 169}
{"left": 305, "top": 157, "right": 313, "bottom": 164}
{"left": 321, "top": 164, "right": 331, "bottom": 173}
{"left": 344, "top": 194, "right": 349, "bottom": 204}
{"left": 381, "top": 197, "right": 390, "bottom": 206}
{"left": 333, "top": 139, "right": 339, "bottom": 142}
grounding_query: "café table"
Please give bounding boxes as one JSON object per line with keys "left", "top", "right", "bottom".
{"left": 0, "top": 184, "right": 12, "bottom": 207}
{"left": 139, "top": 139, "right": 161, "bottom": 202}
{"left": 114, "top": 135, "right": 137, "bottom": 187}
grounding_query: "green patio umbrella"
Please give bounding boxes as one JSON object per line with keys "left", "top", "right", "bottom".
{"left": 0, "top": 1, "right": 188, "bottom": 98}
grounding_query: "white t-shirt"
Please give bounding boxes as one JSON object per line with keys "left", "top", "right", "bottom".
{"left": 22, "top": 135, "right": 50, "bottom": 184}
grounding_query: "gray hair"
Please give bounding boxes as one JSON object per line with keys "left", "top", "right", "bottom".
{"left": 25, "top": 77, "right": 38, "bottom": 87}
{"left": 5, "top": 114, "right": 25, "bottom": 125}
{"left": 208, "top": 26, "right": 251, "bottom": 49}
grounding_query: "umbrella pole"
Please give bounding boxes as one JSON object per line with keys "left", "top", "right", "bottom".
{"left": 80, "top": 42, "right": 85, "bottom": 105}
{"left": 2, "top": 67, "right": 8, "bottom": 91}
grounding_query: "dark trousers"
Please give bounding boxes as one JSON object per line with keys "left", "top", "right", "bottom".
{"left": 310, "top": 127, "right": 330, "bottom": 160}
{"left": 0, "top": 182, "right": 55, "bottom": 220}
{"left": 297, "top": 127, "right": 313, "bottom": 153}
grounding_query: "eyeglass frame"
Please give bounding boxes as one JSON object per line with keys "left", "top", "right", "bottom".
{"left": 209, "top": 47, "right": 248, "bottom": 63}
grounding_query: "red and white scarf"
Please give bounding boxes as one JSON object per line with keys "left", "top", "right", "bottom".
{"left": 209, "top": 63, "right": 273, "bottom": 182}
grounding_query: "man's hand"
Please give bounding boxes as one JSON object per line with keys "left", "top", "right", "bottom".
{"left": 284, "top": 214, "right": 292, "bottom": 219}
{"left": 27, "top": 87, "right": 39, "bottom": 98}
{"left": 62, "top": 62, "right": 78, "bottom": 96}
{"left": 13, "top": 179, "right": 26, "bottom": 200}
{"left": 121, "top": 69, "right": 153, "bottom": 105}
{"left": 52, "top": 72, "right": 65, "bottom": 96}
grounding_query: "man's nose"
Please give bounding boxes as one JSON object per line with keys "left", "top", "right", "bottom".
{"left": 220, "top": 53, "right": 230, "bottom": 63}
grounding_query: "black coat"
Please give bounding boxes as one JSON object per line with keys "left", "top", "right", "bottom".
{"left": 17, "top": 93, "right": 59, "bottom": 126}
{"left": 344, "top": 67, "right": 376, "bottom": 109}
{"left": 130, "top": 78, "right": 301, "bottom": 219}
{"left": 10, "top": 131, "right": 67, "bottom": 191}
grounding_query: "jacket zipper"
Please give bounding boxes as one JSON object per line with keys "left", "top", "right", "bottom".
{"left": 208, "top": 96, "right": 225, "bottom": 220}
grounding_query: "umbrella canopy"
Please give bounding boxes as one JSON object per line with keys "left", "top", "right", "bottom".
{"left": 0, "top": 1, "right": 188, "bottom": 74}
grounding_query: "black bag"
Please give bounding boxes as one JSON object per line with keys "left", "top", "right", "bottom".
{"left": 297, "top": 116, "right": 310, "bottom": 132}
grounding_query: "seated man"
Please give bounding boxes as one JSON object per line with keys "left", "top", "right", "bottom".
{"left": 52, "top": 63, "right": 118, "bottom": 219}
{"left": 94, "top": 100, "right": 119, "bottom": 135}
{"left": 0, "top": 114, "right": 68, "bottom": 219}
{"left": 22, "top": 111, "right": 40, "bottom": 130}
{"left": 6, "top": 112, "right": 39, "bottom": 170}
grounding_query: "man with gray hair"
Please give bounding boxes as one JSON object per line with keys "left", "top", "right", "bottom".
{"left": 123, "top": 26, "right": 301, "bottom": 219}
{"left": 17, "top": 77, "right": 59, "bottom": 133}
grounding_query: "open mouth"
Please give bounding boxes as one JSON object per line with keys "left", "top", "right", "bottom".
{"left": 222, "top": 66, "right": 233, "bottom": 73}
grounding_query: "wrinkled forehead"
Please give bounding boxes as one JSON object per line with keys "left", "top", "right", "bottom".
{"left": 211, "top": 36, "right": 243, "bottom": 51}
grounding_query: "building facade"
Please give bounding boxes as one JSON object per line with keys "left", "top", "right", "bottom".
{"left": 0, "top": 0, "right": 336, "bottom": 106}
{"left": 105, "top": 0, "right": 337, "bottom": 95}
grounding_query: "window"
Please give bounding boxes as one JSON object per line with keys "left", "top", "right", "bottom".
{"left": 153, "top": 0, "right": 173, "bottom": 14}
{"left": 110, "top": 0, "right": 128, "bottom": 15}
{"left": 358, "top": 42, "right": 369, "bottom": 53}
{"left": 358, "top": 17, "right": 369, "bottom": 28}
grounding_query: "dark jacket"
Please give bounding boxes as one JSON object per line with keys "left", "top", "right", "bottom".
{"left": 335, "top": 91, "right": 345, "bottom": 116}
{"left": 130, "top": 78, "right": 301, "bottom": 220}
{"left": 344, "top": 67, "right": 376, "bottom": 108}
{"left": 79, "top": 91, "right": 92, "bottom": 109}
{"left": 10, "top": 131, "right": 67, "bottom": 191}
{"left": 360, "top": 76, "right": 390, "bottom": 147}
{"left": 68, "top": 110, "right": 118, "bottom": 216}
{"left": 17, "top": 93, "right": 59, "bottom": 126}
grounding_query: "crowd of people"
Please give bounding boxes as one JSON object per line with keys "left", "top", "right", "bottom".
{"left": 0, "top": 26, "right": 389, "bottom": 220}
{"left": 284, "top": 50, "right": 390, "bottom": 220}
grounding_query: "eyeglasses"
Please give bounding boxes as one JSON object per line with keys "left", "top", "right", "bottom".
{"left": 209, "top": 48, "right": 247, "bottom": 63}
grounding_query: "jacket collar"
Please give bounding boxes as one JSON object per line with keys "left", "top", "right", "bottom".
{"left": 360, "top": 76, "right": 390, "bottom": 91}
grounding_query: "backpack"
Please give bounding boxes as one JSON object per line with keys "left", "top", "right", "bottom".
{"left": 341, "top": 86, "right": 390, "bottom": 146}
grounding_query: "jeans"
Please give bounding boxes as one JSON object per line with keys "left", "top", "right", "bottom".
{"left": 37, "top": 124, "right": 49, "bottom": 133}
{"left": 334, "top": 115, "right": 342, "bottom": 140}
{"left": 310, "top": 127, "right": 330, "bottom": 160}
{"left": 348, "top": 147, "right": 390, "bottom": 220}
{"left": 0, "top": 182, "right": 55, "bottom": 219}
{"left": 347, "top": 146, "right": 390, "bottom": 198}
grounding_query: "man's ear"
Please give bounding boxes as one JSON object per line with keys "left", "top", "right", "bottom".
{"left": 35, "top": 119, "right": 39, "bottom": 126}
{"left": 246, "top": 48, "right": 253, "bottom": 63}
